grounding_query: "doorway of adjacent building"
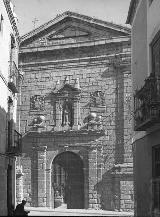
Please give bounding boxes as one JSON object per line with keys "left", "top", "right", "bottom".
{"left": 7, "top": 165, "right": 12, "bottom": 216}
{"left": 52, "top": 151, "right": 84, "bottom": 209}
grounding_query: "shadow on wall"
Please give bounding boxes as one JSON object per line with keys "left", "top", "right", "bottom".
{"left": 0, "top": 105, "right": 17, "bottom": 215}
{"left": 0, "top": 106, "right": 7, "bottom": 151}
{"left": 94, "top": 168, "right": 134, "bottom": 211}
{"left": 101, "top": 65, "right": 126, "bottom": 165}
{"left": 94, "top": 168, "right": 117, "bottom": 211}
{"left": 94, "top": 65, "right": 133, "bottom": 211}
{"left": 115, "top": 67, "right": 124, "bottom": 165}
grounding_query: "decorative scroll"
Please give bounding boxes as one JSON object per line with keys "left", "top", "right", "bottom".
{"left": 30, "top": 95, "right": 45, "bottom": 111}
{"left": 39, "top": 37, "right": 47, "bottom": 46}
{"left": 90, "top": 91, "right": 105, "bottom": 107}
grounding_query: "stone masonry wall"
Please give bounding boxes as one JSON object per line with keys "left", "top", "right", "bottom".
{"left": 19, "top": 38, "right": 134, "bottom": 211}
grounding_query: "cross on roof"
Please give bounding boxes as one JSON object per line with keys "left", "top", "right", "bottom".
{"left": 32, "top": 17, "right": 39, "bottom": 29}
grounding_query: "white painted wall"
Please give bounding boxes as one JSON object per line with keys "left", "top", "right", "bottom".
{"left": 147, "top": 0, "right": 160, "bottom": 43}
{"left": 0, "top": 0, "right": 19, "bottom": 153}
{"left": 131, "top": 0, "right": 160, "bottom": 89}
{"left": 131, "top": 0, "right": 148, "bottom": 91}
{"left": 147, "top": 0, "right": 160, "bottom": 74}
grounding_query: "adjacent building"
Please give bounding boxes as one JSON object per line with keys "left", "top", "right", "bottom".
{"left": 127, "top": 0, "right": 160, "bottom": 216}
{"left": 18, "top": 11, "right": 134, "bottom": 211}
{"left": 0, "top": 0, "right": 22, "bottom": 215}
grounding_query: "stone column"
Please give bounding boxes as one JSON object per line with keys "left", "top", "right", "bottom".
{"left": 31, "top": 146, "right": 47, "bottom": 207}
{"left": 88, "top": 147, "right": 101, "bottom": 209}
{"left": 46, "top": 168, "right": 52, "bottom": 208}
{"left": 16, "top": 165, "right": 24, "bottom": 204}
{"left": 83, "top": 167, "right": 89, "bottom": 209}
{"left": 55, "top": 100, "right": 62, "bottom": 131}
{"left": 73, "top": 98, "right": 80, "bottom": 130}
{"left": 113, "top": 176, "right": 120, "bottom": 211}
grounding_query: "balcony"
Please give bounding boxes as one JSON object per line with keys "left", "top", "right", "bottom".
{"left": 8, "top": 61, "right": 20, "bottom": 93}
{"left": 134, "top": 75, "right": 160, "bottom": 131}
{"left": 7, "top": 130, "right": 22, "bottom": 156}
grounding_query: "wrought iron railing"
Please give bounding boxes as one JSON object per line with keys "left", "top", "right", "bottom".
{"left": 134, "top": 75, "right": 160, "bottom": 131}
{"left": 8, "top": 61, "right": 20, "bottom": 93}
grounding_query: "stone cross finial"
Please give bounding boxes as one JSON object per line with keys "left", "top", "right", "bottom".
{"left": 75, "top": 78, "right": 80, "bottom": 89}
{"left": 56, "top": 80, "right": 60, "bottom": 85}
{"left": 32, "top": 17, "right": 39, "bottom": 29}
{"left": 64, "top": 76, "right": 69, "bottom": 84}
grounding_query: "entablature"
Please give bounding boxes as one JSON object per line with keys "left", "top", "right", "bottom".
{"left": 19, "top": 37, "right": 130, "bottom": 54}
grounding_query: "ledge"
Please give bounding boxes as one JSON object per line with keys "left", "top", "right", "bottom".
{"left": 20, "top": 37, "right": 130, "bottom": 54}
{"left": 23, "top": 128, "right": 105, "bottom": 138}
{"left": 19, "top": 52, "right": 131, "bottom": 68}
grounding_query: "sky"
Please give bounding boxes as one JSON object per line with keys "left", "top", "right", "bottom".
{"left": 12, "top": 0, "right": 131, "bottom": 36}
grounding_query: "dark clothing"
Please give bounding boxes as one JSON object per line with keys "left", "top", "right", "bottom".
{"left": 14, "top": 203, "right": 29, "bottom": 216}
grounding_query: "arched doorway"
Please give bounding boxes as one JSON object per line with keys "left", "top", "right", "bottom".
{"left": 52, "top": 151, "right": 84, "bottom": 209}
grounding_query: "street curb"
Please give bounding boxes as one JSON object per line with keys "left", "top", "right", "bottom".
{"left": 26, "top": 207, "right": 134, "bottom": 216}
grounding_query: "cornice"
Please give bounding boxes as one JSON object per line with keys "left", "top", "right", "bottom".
{"left": 20, "top": 11, "right": 131, "bottom": 43}
{"left": 23, "top": 129, "right": 105, "bottom": 138}
{"left": 126, "top": 0, "right": 140, "bottom": 25}
{"left": 20, "top": 52, "right": 131, "bottom": 69}
{"left": 19, "top": 36, "right": 131, "bottom": 54}
{"left": 3, "top": 0, "right": 20, "bottom": 43}
{"left": 0, "top": 70, "right": 8, "bottom": 87}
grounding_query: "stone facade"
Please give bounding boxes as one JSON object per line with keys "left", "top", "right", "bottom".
{"left": 18, "top": 11, "right": 134, "bottom": 211}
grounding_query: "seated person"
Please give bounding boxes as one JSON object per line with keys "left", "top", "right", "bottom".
{"left": 14, "top": 200, "right": 30, "bottom": 216}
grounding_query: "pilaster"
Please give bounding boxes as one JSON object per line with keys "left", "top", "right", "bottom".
{"left": 73, "top": 98, "right": 80, "bottom": 130}
{"left": 31, "top": 146, "right": 47, "bottom": 207}
{"left": 16, "top": 166, "right": 24, "bottom": 204}
{"left": 46, "top": 168, "right": 52, "bottom": 208}
{"left": 88, "top": 148, "right": 101, "bottom": 209}
{"left": 55, "top": 100, "right": 62, "bottom": 131}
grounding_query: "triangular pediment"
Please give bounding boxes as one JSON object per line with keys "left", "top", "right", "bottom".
{"left": 20, "top": 11, "right": 130, "bottom": 47}
{"left": 59, "top": 83, "right": 80, "bottom": 93}
{"left": 53, "top": 83, "right": 81, "bottom": 96}
{"left": 47, "top": 26, "right": 90, "bottom": 40}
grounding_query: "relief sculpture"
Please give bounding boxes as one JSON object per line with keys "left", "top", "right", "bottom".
{"left": 90, "top": 90, "right": 105, "bottom": 107}
{"left": 30, "top": 95, "right": 45, "bottom": 111}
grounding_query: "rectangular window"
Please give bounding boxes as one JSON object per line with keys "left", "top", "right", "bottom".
{"left": 151, "top": 32, "right": 160, "bottom": 76}
{"left": 153, "top": 145, "right": 160, "bottom": 178}
{"left": 0, "top": 14, "right": 4, "bottom": 33}
{"left": 152, "top": 145, "right": 160, "bottom": 214}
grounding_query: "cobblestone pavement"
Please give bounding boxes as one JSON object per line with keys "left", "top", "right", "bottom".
{"left": 26, "top": 207, "right": 134, "bottom": 216}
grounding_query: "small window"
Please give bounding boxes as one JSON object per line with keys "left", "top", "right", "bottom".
{"left": 11, "top": 35, "right": 16, "bottom": 49}
{"left": 153, "top": 145, "right": 160, "bottom": 178}
{"left": 149, "top": 0, "right": 154, "bottom": 5}
{"left": 0, "top": 14, "right": 4, "bottom": 33}
{"left": 151, "top": 32, "right": 160, "bottom": 76}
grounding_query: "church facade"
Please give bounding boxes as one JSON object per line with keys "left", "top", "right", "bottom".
{"left": 17, "top": 11, "right": 133, "bottom": 211}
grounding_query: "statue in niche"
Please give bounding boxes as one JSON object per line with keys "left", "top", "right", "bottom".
{"left": 62, "top": 101, "right": 73, "bottom": 127}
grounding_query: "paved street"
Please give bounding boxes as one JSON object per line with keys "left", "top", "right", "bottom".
{"left": 26, "top": 207, "right": 134, "bottom": 216}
